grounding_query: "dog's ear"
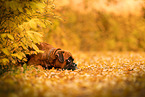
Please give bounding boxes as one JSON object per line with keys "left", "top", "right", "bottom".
{"left": 48, "top": 48, "right": 61, "bottom": 64}
{"left": 56, "top": 51, "right": 64, "bottom": 63}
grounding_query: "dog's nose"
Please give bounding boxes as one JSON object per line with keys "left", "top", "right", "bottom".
{"left": 74, "top": 63, "right": 78, "bottom": 69}
{"left": 73, "top": 63, "right": 77, "bottom": 66}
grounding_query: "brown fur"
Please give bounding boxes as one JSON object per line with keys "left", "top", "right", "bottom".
{"left": 27, "top": 42, "right": 74, "bottom": 69}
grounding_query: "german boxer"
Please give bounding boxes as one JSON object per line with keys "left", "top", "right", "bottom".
{"left": 27, "top": 42, "right": 77, "bottom": 70}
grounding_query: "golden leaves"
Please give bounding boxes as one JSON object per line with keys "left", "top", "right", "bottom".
{"left": 11, "top": 52, "right": 26, "bottom": 60}
{"left": 1, "top": 48, "right": 10, "bottom": 56}
{"left": 0, "top": 0, "right": 56, "bottom": 66}
{"left": 1, "top": 33, "right": 14, "bottom": 40}
{"left": 0, "top": 52, "right": 145, "bottom": 97}
{"left": 0, "top": 58, "right": 9, "bottom": 65}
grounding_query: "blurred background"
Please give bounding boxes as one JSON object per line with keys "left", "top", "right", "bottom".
{"left": 43, "top": 0, "right": 145, "bottom": 52}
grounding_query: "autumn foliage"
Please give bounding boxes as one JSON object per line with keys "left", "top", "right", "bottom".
{"left": 0, "top": 0, "right": 55, "bottom": 65}
{"left": 0, "top": 0, "right": 145, "bottom": 97}
{"left": 0, "top": 52, "right": 145, "bottom": 97}
{"left": 45, "top": 0, "right": 145, "bottom": 51}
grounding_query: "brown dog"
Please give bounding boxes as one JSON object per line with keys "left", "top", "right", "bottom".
{"left": 27, "top": 42, "right": 77, "bottom": 70}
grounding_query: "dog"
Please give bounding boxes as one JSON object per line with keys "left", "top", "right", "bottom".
{"left": 27, "top": 42, "right": 77, "bottom": 70}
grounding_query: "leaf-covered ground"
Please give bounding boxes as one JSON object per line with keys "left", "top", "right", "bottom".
{"left": 0, "top": 52, "right": 145, "bottom": 97}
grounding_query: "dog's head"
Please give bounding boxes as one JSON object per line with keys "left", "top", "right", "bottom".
{"left": 50, "top": 50, "right": 77, "bottom": 70}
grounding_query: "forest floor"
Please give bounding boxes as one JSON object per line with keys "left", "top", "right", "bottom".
{"left": 0, "top": 52, "right": 145, "bottom": 97}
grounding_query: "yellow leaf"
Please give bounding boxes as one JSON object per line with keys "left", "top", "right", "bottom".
{"left": 29, "top": 20, "right": 37, "bottom": 29}
{"left": 11, "top": 52, "right": 25, "bottom": 60}
{"left": 36, "top": 50, "right": 44, "bottom": 53}
{"left": 25, "top": 8, "right": 31, "bottom": 15}
{"left": 1, "top": 58, "right": 9, "bottom": 65}
{"left": 30, "top": 51, "right": 37, "bottom": 54}
{"left": 22, "top": 58, "right": 27, "bottom": 62}
{"left": 21, "top": 42, "right": 28, "bottom": 50}
{"left": 18, "top": 6, "right": 23, "bottom": 12}
{"left": 33, "top": 32, "right": 43, "bottom": 37}
{"left": 33, "top": 32, "right": 43, "bottom": 42}
{"left": 26, "top": 31, "right": 40, "bottom": 43}
{"left": 32, "top": 43, "right": 39, "bottom": 51}
{"left": 1, "top": 48, "right": 10, "bottom": 55}
{"left": 1, "top": 33, "right": 7, "bottom": 38}
{"left": 7, "top": 34, "right": 14, "bottom": 40}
